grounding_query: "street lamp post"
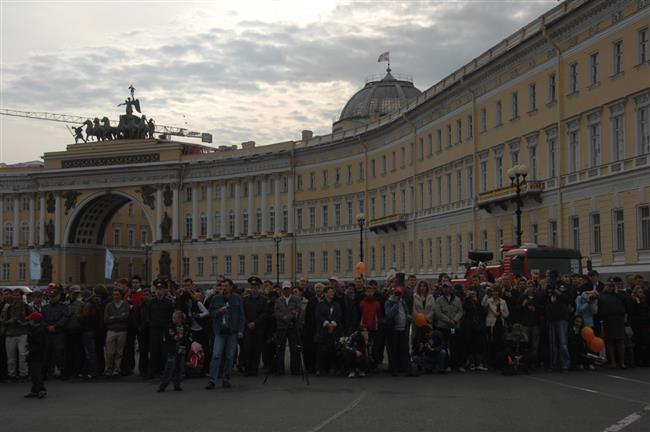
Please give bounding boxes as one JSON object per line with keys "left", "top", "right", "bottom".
{"left": 141, "top": 242, "right": 152, "bottom": 285}
{"left": 507, "top": 164, "right": 528, "bottom": 247}
{"left": 356, "top": 213, "right": 365, "bottom": 263}
{"left": 273, "top": 234, "right": 282, "bottom": 286}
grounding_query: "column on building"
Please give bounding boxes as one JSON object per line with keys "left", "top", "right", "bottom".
{"left": 191, "top": 183, "right": 199, "bottom": 240}
{"left": 54, "top": 193, "right": 62, "bottom": 245}
{"left": 260, "top": 177, "right": 267, "bottom": 234}
{"left": 220, "top": 182, "right": 226, "bottom": 238}
{"left": 274, "top": 175, "right": 280, "bottom": 236}
{"left": 39, "top": 194, "right": 45, "bottom": 246}
{"left": 0, "top": 194, "right": 3, "bottom": 246}
{"left": 206, "top": 182, "right": 213, "bottom": 238}
{"left": 247, "top": 177, "right": 254, "bottom": 237}
{"left": 234, "top": 181, "right": 241, "bottom": 237}
{"left": 13, "top": 195, "right": 19, "bottom": 247}
{"left": 28, "top": 195, "right": 35, "bottom": 246}
{"left": 155, "top": 186, "right": 163, "bottom": 242}
{"left": 172, "top": 186, "right": 179, "bottom": 241}
{"left": 287, "top": 174, "right": 294, "bottom": 234}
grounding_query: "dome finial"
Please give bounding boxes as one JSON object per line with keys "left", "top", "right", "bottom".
{"left": 386, "top": 63, "right": 391, "bottom": 74}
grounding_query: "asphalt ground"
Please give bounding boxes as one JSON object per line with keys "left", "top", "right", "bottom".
{"left": 1, "top": 368, "right": 649, "bottom": 432}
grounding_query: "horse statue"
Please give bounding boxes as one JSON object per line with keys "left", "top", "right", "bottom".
{"left": 83, "top": 119, "right": 100, "bottom": 141}
{"left": 101, "top": 117, "right": 118, "bottom": 140}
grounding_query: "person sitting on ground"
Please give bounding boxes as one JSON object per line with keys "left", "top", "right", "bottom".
{"left": 413, "top": 324, "right": 448, "bottom": 374}
{"left": 345, "top": 326, "right": 372, "bottom": 378}
{"left": 568, "top": 314, "right": 595, "bottom": 371}
{"left": 501, "top": 323, "right": 530, "bottom": 375}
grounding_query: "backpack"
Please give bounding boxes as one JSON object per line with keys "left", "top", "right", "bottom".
{"left": 185, "top": 341, "right": 205, "bottom": 376}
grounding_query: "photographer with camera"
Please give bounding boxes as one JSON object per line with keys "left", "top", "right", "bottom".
{"left": 206, "top": 279, "right": 244, "bottom": 389}
{"left": 544, "top": 270, "right": 571, "bottom": 372}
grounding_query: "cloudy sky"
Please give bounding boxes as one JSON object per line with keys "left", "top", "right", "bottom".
{"left": 0, "top": 0, "right": 558, "bottom": 164}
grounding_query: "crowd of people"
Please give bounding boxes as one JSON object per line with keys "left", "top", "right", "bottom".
{"left": 1, "top": 268, "right": 649, "bottom": 398}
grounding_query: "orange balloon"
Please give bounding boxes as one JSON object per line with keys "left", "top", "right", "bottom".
{"left": 355, "top": 261, "right": 366, "bottom": 275}
{"left": 414, "top": 313, "right": 428, "bottom": 328}
{"left": 580, "top": 326, "right": 595, "bottom": 343}
{"left": 588, "top": 336, "right": 605, "bottom": 353}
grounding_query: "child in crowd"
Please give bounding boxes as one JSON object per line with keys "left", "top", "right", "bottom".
{"left": 568, "top": 314, "right": 595, "bottom": 371}
{"left": 158, "top": 310, "right": 190, "bottom": 392}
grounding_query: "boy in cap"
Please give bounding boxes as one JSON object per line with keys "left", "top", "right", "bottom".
{"left": 24, "top": 312, "right": 47, "bottom": 399}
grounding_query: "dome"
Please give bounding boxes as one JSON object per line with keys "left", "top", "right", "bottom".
{"left": 334, "top": 68, "right": 422, "bottom": 132}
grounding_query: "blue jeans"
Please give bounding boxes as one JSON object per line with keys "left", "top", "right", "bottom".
{"left": 548, "top": 320, "right": 570, "bottom": 370}
{"left": 209, "top": 333, "right": 237, "bottom": 383}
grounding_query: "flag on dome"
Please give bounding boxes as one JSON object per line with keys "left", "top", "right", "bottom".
{"left": 377, "top": 51, "right": 390, "bottom": 63}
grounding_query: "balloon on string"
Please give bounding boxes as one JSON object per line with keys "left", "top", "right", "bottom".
{"left": 414, "top": 313, "right": 428, "bottom": 328}
{"left": 355, "top": 261, "right": 366, "bottom": 275}
{"left": 580, "top": 326, "right": 595, "bottom": 343}
{"left": 588, "top": 336, "right": 605, "bottom": 353}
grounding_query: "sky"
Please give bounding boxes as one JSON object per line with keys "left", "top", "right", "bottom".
{"left": 0, "top": 0, "right": 559, "bottom": 164}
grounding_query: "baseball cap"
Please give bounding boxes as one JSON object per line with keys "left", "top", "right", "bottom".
{"left": 328, "top": 276, "right": 340, "bottom": 283}
{"left": 282, "top": 280, "right": 292, "bottom": 289}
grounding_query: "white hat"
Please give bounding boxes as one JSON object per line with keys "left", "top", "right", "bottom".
{"left": 328, "top": 276, "right": 340, "bottom": 283}
{"left": 282, "top": 280, "right": 292, "bottom": 289}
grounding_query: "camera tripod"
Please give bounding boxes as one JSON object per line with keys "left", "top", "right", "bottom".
{"left": 263, "top": 322, "right": 310, "bottom": 386}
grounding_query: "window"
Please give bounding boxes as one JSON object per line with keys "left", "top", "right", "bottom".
{"left": 252, "top": 255, "right": 259, "bottom": 274}
{"left": 296, "top": 253, "right": 302, "bottom": 274}
{"left": 371, "top": 246, "right": 376, "bottom": 271}
{"left": 427, "top": 238, "right": 433, "bottom": 267}
{"left": 511, "top": 92, "right": 518, "bottom": 119}
{"left": 446, "top": 236, "right": 452, "bottom": 266}
{"left": 237, "top": 255, "right": 245, "bottom": 275}
{"left": 639, "top": 27, "right": 648, "bottom": 65}
{"left": 229, "top": 183, "right": 235, "bottom": 199}
{"left": 495, "top": 156, "right": 503, "bottom": 188}
{"left": 127, "top": 227, "right": 134, "bottom": 247}
{"left": 334, "top": 249, "right": 341, "bottom": 273}
{"left": 4, "top": 196, "right": 13, "bottom": 212}
{"left": 549, "top": 220, "right": 558, "bottom": 246}
{"left": 468, "top": 232, "right": 474, "bottom": 251}
{"left": 480, "top": 108, "right": 487, "bottom": 132}
{"left": 400, "top": 189, "right": 406, "bottom": 213}
{"left": 481, "top": 230, "right": 488, "bottom": 250}
{"left": 18, "top": 262, "right": 26, "bottom": 281}
{"left": 141, "top": 229, "right": 147, "bottom": 245}
{"left": 467, "top": 114, "right": 473, "bottom": 139}
{"left": 511, "top": 150, "right": 519, "bottom": 166}
{"left": 347, "top": 249, "right": 353, "bottom": 272}
{"left": 570, "top": 216, "right": 580, "bottom": 250}
{"left": 335, "top": 167, "right": 341, "bottom": 185}
{"left": 358, "top": 161, "right": 364, "bottom": 181}
{"left": 370, "top": 197, "right": 376, "bottom": 219}
{"left": 381, "top": 155, "right": 387, "bottom": 174}
{"left": 612, "top": 114, "right": 625, "bottom": 161}
{"left": 20, "top": 222, "right": 29, "bottom": 245}
{"left": 322, "top": 205, "right": 328, "bottom": 227}
{"left": 211, "top": 256, "right": 218, "bottom": 275}
{"left": 282, "top": 207, "right": 288, "bottom": 232}
{"left": 548, "top": 73, "right": 557, "bottom": 103}
{"left": 569, "top": 130, "right": 580, "bottom": 172}
{"left": 456, "top": 171, "right": 462, "bottom": 202}
{"left": 334, "top": 203, "right": 341, "bottom": 226}
{"left": 182, "top": 257, "right": 190, "bottom": 277}
{"left": 427, "top": 133, "right": 433, "bottom": 156}
{"left": 446, "top": 125, "right": 452, "bottom": 147}
{"left": 496, "top": 229, "right": 503, "bottom": 259}
{"left": 456, "top": 234, "right": 463, "bottom": 265}
{"left": 380, "top": 246, "right": 386, "bottom": 270}
{"left": 322, "top": 170, "right": 328, "bottom": 188}
{"left": 279, "top": 253, "right": 285, "bottom": 274}
{"left": 548, "top": 137, "right": 557, "bottom": 178}
{"left": 113, "top": 225, "right": 120, "bottom": 246}
{"left": 496, "top": 100, "right": 502, "bottom": 126}
{"left": 185, "top": 214, "right": 193, "bottom": 238}
{"left": 200, "top": 185, "right": 207, "bottom": 201}
{"left": 200, "top": 213, "right": 207, "bottom": 236}
{"left": 612, "top": 40, "right": 623, "bottom": 75}
{"left": 436, "top": 128, "right": 442, "bottom": 152}
{"left": 418, "top": 183, "right": 424, "bottom": 210}
{"left": 456, "top": 119, "right": 462, "bottom": 143}
{"left": 589, "top": 52, "right": 599, "bottom": 86}
{"left": 185, "top": 187, "right": 192, "bottom": 202}
{"left": 309, "top": 172, "right": 316, "bottom": 190}
{"left": 639, "top": 105, "right": 650, "bottom": 154}
{"left": 225, "top": 256, "right": 232, "bottom": 275}
{"left": 265, "top": 254, "right": 273, "bottom": 274}
{"left": 418, "top": 137, "right": 424, "bottom": 160}
{"left": 296, "top": 208, "right": 303, "bottom": 232}
{"left": 467, "top": 166, "right": 473, "bottom": 198}
{"left": 214, "top": 212, "right": 221, "bottom": 236}
{"left": 590, "top": 213, "right": 601, "bottom": 254}
{"left": 437, "top": 238, "right": 443, "bottom": 266}
{"left": 347, "top": 201, "right": 353, "bottom": 225}
{"left": 528, "top": 145, "right": 537, "bottom": 180}
{"left": 308, "top": 206, "right": 315, "bottom": 229}
{"left": 589, "top": 123, "right": 601, "bottom": 167}
{"left": 228, "top": 211, "right": 235, "bottom": 235}
{"left": 2, "top": 263, "right": 10, "bottom": 281}
{"left": 435, "top": 176, "right": 442, "bottom": 206}
{"left": 322, "top": 251, "right": 328, "bottom": 273}
{"left": 528, "top": 84, "right": 536, "bottom": 112}
{"left": 309, "top": 252, "right": 315, "bottom": 273}
{"left": 347, "top": 165, "right": 353, "bottom": 183}
{"left": 569, "top": 62, "right": 578, "bottom": 94}
{"left": 480, "top": 160, "right": 488, "bottom": 193}
{"left": 255, "top": 209, "right": 262, "bottom": 233}
{"left": 296, "top": 175, "right": 303, "bottom": 191}
{"left": 639, "top": 205, "right": 650, "bottom": 249}
{"left": 197, "top": 257, "right": 204, "bottom": 277}
{"left": 613, "top": 209, "right": 625, "bottom": 252}
{"left": 446, "top": 173, "right": 452, "bottom": 205}
{"left": 371, "top": 159, "right": 376, "bottom": 178}
{"left": 392, "top": 151, "right": 396, "bottom": 171}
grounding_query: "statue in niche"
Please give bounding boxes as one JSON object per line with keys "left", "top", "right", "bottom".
{"left": 163, "top": 185, "right": 173, "bottom": 207}
{"left": 158, "top": 251, "right": 171, "bottom": 280}
{"left": 62, "top": 190, "right": 81, "bottom": 214}
{"left": 40, "top": 255, "right": 52, "bottom": 283}
{"left": 139, "top": 185, "right": 156, "bottom": 209}
{"left": 45, "top": 220, "right": 55, "bottom": 246}
{"left": 160, "top": 212, "right": 172, "bottom": 242}
{"left": 46, "top": 193, "right": 55, "bottom": 214}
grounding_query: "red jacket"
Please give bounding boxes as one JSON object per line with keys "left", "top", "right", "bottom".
{"left": 359, "top": 297, "right": 381, "bottom": 331}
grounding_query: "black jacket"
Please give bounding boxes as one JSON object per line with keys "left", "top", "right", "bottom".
{"left": 315, "top": 299, "right": 343, "bottom": 341}
{"left": 244, "top": 294, "right": 269, "bottom": 330}
{"left": 148, "top": 297, "right": 174, "bottom": 328}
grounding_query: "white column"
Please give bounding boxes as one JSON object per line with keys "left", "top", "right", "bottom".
{"left": 247, "top": 178, "right": 254, "bottom": 237}
{"left": 274, "top": 176, "right": 280, "bottom": 236}
{"left": 155, "top": 186, "right": 163, "bottom": 242}
{"left": 54, "top": 193, "right": 62, "bottom": 245}
{"left": 191, "top": 183, "right": 199, "bottom": 240}
{"left": 220, "top": 182, "right": 226, "bottom": 238}
{"left": 39, "top": 194, "right": 45, "bottom": 246}
{"left": 234, "top": 181, "right": 241, "bottom": 237}
{"left": 28, "top": 195, "right": 35, "bottom": 246}
{"left": 206, "top": 182, "right": 214, "bottom": 238}
{"left": 260, "top": 178, "right": 267, "bottom": 234}
{"left": 172, "top": 186, "right": 179, "bottom": 241}
{"left": 13, "top": 196, "right": 20, "bottom": 247}
{"left": 287, "top": 174, "right": 294, "bottom": 234}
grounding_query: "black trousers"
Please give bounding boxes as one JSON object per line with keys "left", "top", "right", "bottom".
{"left": 275, "top": 328, "right": 299, "bottom": 374}
{"left": 160, "top": 352, "right": 184, "bottom": 389}
{"left": 29, "top": 359, "right": 46, "bottom": 393}
{"left": 316, "top": 336, "right": 336, "bottom": 374}
{"left": 64, "top": 331, "right": 84, "bottom": 377}
{"left": 242, "top": 328, "right": 265, "bottom": 375}
{"left": 137, "top": 330, "right": 150, "bottom": 377}
{"left": 148, "top": 327, "right": 166, "bottom": 377}
{"left": 386, "top": 330, "right": 410, "bottom": 374}
{"left": 440, "top": 328, "right": 463, "bottom": 368}
{"left": 372, "top": 329, "right": 387, "bottom": 367}
{"left": 44, "top": 332, "right": 65, "bottom": 374}
{"left": 121, "top": 326, "right": 137, "bottom": 374}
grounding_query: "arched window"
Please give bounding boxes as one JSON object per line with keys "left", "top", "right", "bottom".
{"left": 228, "top": 210, "right": 235, "bottom": 236}
{"left": 20, "top": 222, "right": 29, "bottom": 245}
{"left": 200, "top": 213, "right": 207, "bottom": 237}
{"left": 185, "top": 214, "right": 193, "bottom": 238}
{"left": 256, "top": 208, "right": 262, "bottom": 233}
{"left": 242, "top": 209, "right": 248, "bottom": 235}
{"left": 269, "top": 207, "right": 275, "bottom": 233}
{"left": 4, "top": 222, "right": 13, "bottom": 246}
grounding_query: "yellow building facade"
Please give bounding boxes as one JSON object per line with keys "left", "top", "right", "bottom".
{"left": 1, "top": 0, "right": 649, "bottom": 286}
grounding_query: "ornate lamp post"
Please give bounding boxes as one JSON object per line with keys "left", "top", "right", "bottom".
{"left": 273, "top": 234, "right": 282, "bottom": 286}
{"left": 356, "top": 213, "right": 365, "bottom": 263}
{"left": 507, "top": 164, "right": 528, "bottom": 247}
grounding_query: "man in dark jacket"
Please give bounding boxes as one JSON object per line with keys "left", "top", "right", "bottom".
{"left": 273, "top": 281, "right": 302, "bottom": 376}
{"left": 598, "top": 282, "right": 628, "bottom": 368}
{"left": 385, "top": 287, "right": 412, "bottom": 376}
{"left": 206, "top": 279, "right": 244, "bottom": 389}
{"left": 24, "top": 312, "right": 47, "bottom": 399}
{"left": 242, "top": 277, "right": 268, "bottom": 376}
{"left": 79, "top": 289, "right": 102, "bottom": 379}
{"left": 147, "top": 280, "right": 174, "bottom": 379}
{"left": 315, "top": 286, "right": 343, "bottom": 375}
{"left": 135, "top": 289, "right": 152, "bottom": 378}
{"left": 544, "top": 272, "right": 571, "bottom": 372}
{"left": 42, "top": 290, "right": 69, "bottom": 378}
